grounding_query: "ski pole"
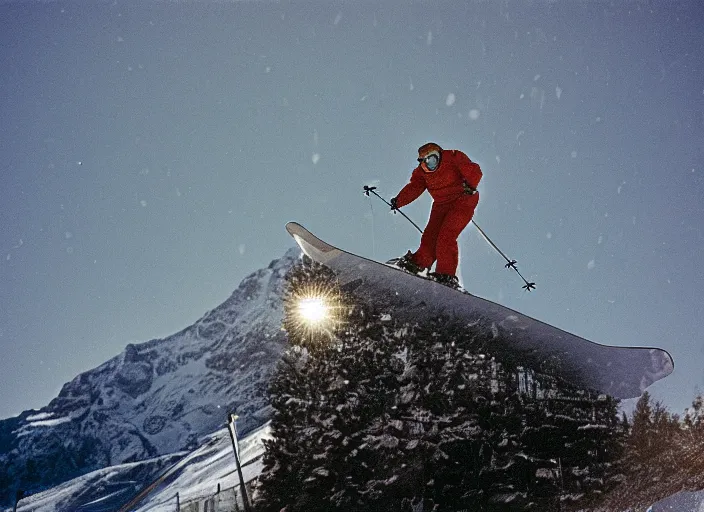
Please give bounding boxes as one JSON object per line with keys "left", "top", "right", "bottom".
{"left": 363, "top": 186, "right": 424, "bottom": 234}
{"left": 362, "top": 185, "right": 536, "bottom": 291}
{"left": 470, "top": 220, "right": 536, "bottom": 291}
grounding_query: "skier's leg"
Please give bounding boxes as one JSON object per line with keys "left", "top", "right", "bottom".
{"left": 412, "top": 202, "right": 450, "bottom": 269}
{"left": 434, "top": 194, "right": 479, "bottom": 276}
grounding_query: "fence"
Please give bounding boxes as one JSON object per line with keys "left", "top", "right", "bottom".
{"left": 178, "top": 482, "right": 252, "bottom": 512}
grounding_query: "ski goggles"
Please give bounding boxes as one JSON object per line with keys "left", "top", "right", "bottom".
{"left": 418, "top": 152, "right": 440, "bottom": 171}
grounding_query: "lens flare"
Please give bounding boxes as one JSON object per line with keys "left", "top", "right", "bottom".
{"left": 286, "top": 282, "right": 345, "bottom": 341}
{"left": 298, "top": 297, "right": 329, "bottom": 325}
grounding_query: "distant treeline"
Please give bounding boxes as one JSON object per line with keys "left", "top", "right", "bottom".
{"left": 595, "top": 390, "right": 704, "bottom": 511}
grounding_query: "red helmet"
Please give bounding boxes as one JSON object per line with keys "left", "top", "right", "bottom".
{"left": 417, "top": 142, "right": 442, "bottom": 171}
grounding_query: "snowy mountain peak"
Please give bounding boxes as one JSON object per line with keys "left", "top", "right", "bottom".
{"left": 0, "top": 247, "right": 301, "bottom": 506}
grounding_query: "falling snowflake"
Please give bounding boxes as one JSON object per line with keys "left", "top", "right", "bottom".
{"left": 312, "top": 154, "right": 320, "bottom": 165}
{"left": 556, "top": 86, "right": 562, "bottom": 99}
{"left": 469, "top": 109, "right": 480, "bottom": 120}
{"left": 587, "top": 259, "right": 595, "bottom": 270}
{"left": 446, "top": 93, "right": 456, "bottom": 107}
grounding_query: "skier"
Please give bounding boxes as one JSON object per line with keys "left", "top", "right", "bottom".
{"left": 389, "top": 142, "right": 482, "bottom": 288}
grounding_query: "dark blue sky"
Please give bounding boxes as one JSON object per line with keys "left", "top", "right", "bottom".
{"left": 1, "top": 1, "right": 703, "bottom": 418}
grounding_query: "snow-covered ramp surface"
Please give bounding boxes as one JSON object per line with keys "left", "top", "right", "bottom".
{"left": 287, "top": 221, "right": 673, "bottom": 399}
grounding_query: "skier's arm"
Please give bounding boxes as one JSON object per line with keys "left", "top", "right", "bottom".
{"left": 456, "top": 151, "right": 482, "bottom": 190}
{"left": 394, "top": 168, "right": 426, "bottom": 208}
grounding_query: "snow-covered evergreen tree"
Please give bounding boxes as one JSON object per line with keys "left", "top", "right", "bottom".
{"left": 257, "top": 261, "right": 624, "bottom": 511}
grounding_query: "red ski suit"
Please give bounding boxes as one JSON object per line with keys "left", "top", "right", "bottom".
{"left": 395, "top": 149, "right": 482, "bottom": 276}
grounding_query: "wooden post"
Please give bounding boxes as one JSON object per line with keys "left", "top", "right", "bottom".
{"left": 227, "top": 413, "right": 252, "bottom": 512}
{"left": 176, "top": 491, "right": 180, "bottom": 511}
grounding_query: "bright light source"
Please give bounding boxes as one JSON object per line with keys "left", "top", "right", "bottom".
{"left": 298, "top": 297, "right": 329, "bottom": 325}
{"left": 286, "top": 282, "right": 344, "bottom": 340}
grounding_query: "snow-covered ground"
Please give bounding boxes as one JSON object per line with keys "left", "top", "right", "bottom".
{"left": 5, "top": 453, "right": 185, "bottom": 512}
{"left": 649, "top": 491, "right": 704, "bottom": 512}
{"left": 5, "top": 422, "right": 271, "bottom": 512}
{"left": 133, "top": 422, "right": 271, "bottom": 512}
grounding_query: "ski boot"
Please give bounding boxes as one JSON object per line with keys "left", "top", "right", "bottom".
{"left": 387, "top": 251, "right": 424, "bottom": 275}
{"left": 429, "top": 272, "right": 460, "bottom": 290}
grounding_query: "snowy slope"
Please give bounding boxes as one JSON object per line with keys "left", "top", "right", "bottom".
{"left": 132, "top": 422, "right": 271, "bottom": 512}
{"left": 0, "top": 248, "right": 299, "bottom": 506}
{"left": 4, "top": 423, "right": 271, "bottom": 512}
{"left": 649, "top": 491, "right": 704, "bottom": 512}
{"left": 5, "top": 452, "right": 185, "bottom": 512}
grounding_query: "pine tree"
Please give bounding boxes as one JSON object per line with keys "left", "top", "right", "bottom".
{"left": 628, "top": 391, "right": 657, "bottom": 468}
{"left": 257, "top": 260, "right": 625, "bottom": 511}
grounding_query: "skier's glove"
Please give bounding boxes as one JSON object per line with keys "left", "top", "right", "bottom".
{"left": 390, "top": 197, "right": 399, "bottom": 211}
{"left": 463, "top": 182, "right": 477, "bottom": 195}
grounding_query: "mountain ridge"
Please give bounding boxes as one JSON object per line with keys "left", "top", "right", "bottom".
{"left": 0, "top": 247, "right": 300, "bottom": 506}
